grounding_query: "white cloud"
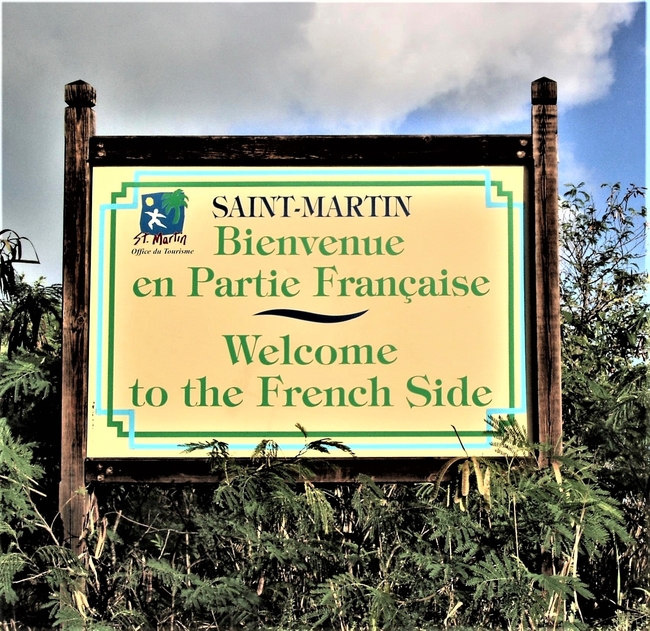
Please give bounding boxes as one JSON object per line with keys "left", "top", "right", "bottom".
{"left": 1, "top": 2, "right": 641, "bottom": 283}
{"left": 291, "top": 3, "right": 637, "bottom": 132}
{"left": 3, "top": 3, "right": 637, "bottom": 136}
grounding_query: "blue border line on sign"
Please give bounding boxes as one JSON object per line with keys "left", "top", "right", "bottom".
{"left": 93, "top": 167, "right": 526, "bottom": 453}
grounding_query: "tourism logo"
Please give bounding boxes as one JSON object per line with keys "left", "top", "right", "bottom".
{"left": 134, "top": 189, "right": 188, "bottom": 246}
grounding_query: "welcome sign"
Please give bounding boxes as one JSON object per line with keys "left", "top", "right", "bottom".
{"left": 87, "top": 165, "right": 528, "bottom": 458}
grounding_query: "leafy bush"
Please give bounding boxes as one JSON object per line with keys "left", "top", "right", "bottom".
{"left": 560, "top": 183, "right": 648, "bottom": 621}
{"left": 0, "top": 419, "right": 633, "bottom": 630}
{"left": 0, "top": 183, "right": 647, "bottom": 629}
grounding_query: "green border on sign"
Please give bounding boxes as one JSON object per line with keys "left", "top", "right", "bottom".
{"left": 101, "top": 177, "right": 518, "bottom": 440}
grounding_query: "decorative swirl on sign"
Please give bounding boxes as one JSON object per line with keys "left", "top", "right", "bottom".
{"left": 254, "top": 308, "right": 368, "bottom": 324}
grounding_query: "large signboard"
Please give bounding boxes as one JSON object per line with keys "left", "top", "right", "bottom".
{"left": 88, "top": 164, "right": 529, "bottom": 458}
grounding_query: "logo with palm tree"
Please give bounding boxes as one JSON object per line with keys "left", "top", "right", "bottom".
{"left": 139, "top": 189, "right": 189, "bottom": 235}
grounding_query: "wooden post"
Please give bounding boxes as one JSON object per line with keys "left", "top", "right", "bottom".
{"left": 60, "top": 81, "right": 95, "bottom": 553}
{"left": 531, "top": 77, "right": 562, "bottom": 465}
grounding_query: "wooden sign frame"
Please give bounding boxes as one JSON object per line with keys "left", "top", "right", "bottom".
{"left": 60, "top": 79, "right": 561, "bottom": 551}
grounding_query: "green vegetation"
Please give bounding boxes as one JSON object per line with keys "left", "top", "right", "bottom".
{"left": 161, "top": 189, "right": 189, "bottom": 224}
{"left": 0, "top": 183, "right": 647, "bottom": 629}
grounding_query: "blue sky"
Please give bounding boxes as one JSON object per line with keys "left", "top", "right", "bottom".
{"left": 2, "top": 2, "right": 646, "bottom": 284}
{"left": 392, "top": 5, "right": 646, "bottom": 200}
{"left": 559, "top": 5, "right": 645, "bottom": 197}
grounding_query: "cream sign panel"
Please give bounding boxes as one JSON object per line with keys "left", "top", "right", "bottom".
{"left": 87, "top": 166, "right": 528, "bottom": 458}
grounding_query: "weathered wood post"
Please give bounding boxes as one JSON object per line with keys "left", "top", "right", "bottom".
{"left": 531, "top": 77, "right": 562, "bottom": 465}
{"left": 60, "top": 80, "right": 95, "bottom": 552}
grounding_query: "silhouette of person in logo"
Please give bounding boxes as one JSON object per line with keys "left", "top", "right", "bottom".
{"left": 145, "top": 207, "right": 167, "bottom": 231}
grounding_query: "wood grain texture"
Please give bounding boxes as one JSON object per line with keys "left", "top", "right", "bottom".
{"left": 60, "top": 81, "right": 95, "bottom": 553}
{"left": 85, "top": 457, "right": 473, "bottom": 484}
{"left": 72, "top": 84, "right": 561, "bottom": 486}
{"left": 531, "top": 77, "right": 562, "bottom": 465}
{"left": 90, "top": 134, "right": 532, "bottom": 166}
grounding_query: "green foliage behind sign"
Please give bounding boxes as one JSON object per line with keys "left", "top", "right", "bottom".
{"left": 0, "top": 183, "right": 647, "bottom": 629}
